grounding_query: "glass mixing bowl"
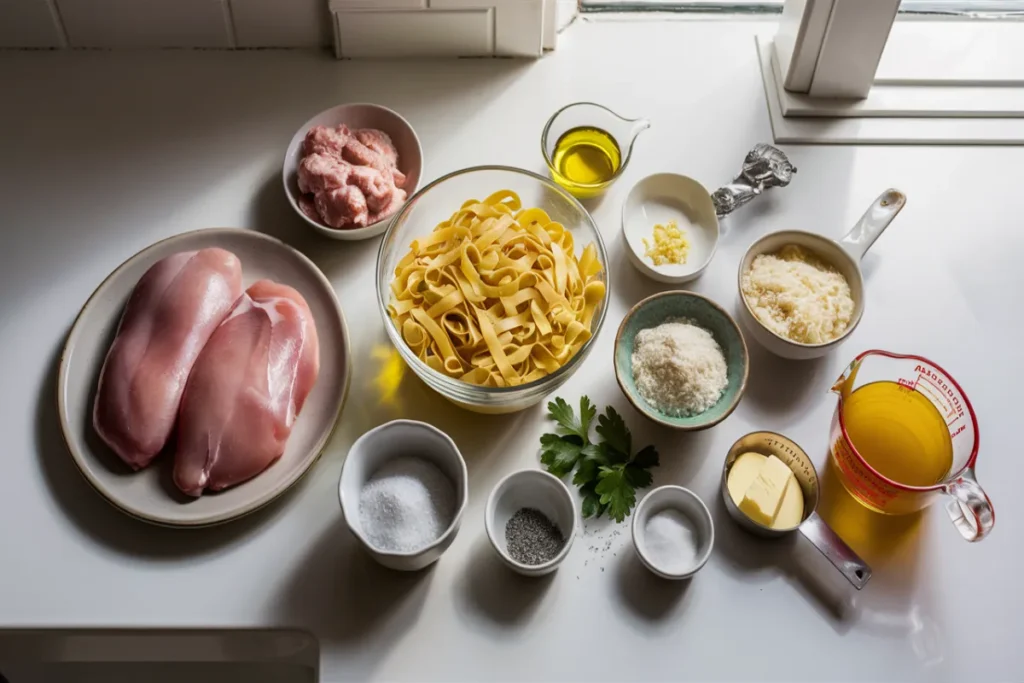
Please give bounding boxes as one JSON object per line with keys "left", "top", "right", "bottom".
{"left": 376, "top": 166, "right": 610, "bottom": 414}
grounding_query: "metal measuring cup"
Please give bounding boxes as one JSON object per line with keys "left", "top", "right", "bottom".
{"left": 721, "top": 431, "right": 872, "bottom": 590}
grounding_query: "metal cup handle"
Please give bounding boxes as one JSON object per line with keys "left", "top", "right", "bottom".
{"left": 798, "top": 511, "right": 872, "bottom": 590}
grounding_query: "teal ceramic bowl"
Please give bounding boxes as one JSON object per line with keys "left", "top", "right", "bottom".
{"left": 614, "top": 291, "right": 749, "bottom": 431}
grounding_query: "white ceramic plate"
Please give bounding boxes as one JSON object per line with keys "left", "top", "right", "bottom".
{"left": 58, "top": 228, "right": 351, "bottom": 527}
{"left": 282, "top": 103, "right": 423, "bottom": 242}
{"left": 622, "top": 173, "right": 720, "bottom": 284}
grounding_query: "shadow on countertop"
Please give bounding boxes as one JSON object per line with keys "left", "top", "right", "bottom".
{"left": 614, "top": 550, "right": 692, "bottom": 622}
{"left": 711, "top": 484, "right": 858, "bottom": 635}
{"left": 453, "top": 539, "right": 555, "bottom": 630}
{"left": 34, "top": 338, "right": 292, "bottom": 559}
{"left": 271, "top": 517, "right": 433, "bottom": 680}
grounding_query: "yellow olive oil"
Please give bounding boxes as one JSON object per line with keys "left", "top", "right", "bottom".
{"left": 550, "top": 126, "right": 621, "bottom": 197}
{"left": 842, "top": 380, "right": 953, "bottom": 487}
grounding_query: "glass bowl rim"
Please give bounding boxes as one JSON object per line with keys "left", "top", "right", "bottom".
{"left": 374, "top": 164, "right": 611, "bottom": 396}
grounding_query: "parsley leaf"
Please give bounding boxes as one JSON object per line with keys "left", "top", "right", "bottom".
{"left": 539, "top": 433, "right": 584, "bottom": 478}
{"left": 632, "top": 444, "right": 660, "bottom": 469}
{"left": 624, "top": 463, "right": 654, "bottom": 490}
{"left": 546, "top": 396, "right": 595, "bottom": 441}
{"left": 580, "top": 485, "right": 601, "bottom": 519}
{"left": 596, "top": 407, "right": 631, "bottom": 461}
{"left": 540, "top": 395, "right": 659, "bottom": 523}
{"left": 573, "top": 447, "right": 602, "bottom": 487}
{"left": 595, "top": 465, "right": 636, "bottom": 523}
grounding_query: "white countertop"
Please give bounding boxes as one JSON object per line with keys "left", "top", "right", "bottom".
{"left": 1, "top": 17, "right": 1021, "bottom": 683}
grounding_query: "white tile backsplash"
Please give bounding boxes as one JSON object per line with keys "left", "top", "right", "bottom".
{"left": 230, "top": 0, "right": 330, "bottom": 47}
{"left": 57, "top": 0, "right": 232, "bottom": 48}
{"left": 336, "top": 8, "right": 493, "bottom": 57}
{"left": 0, "top": 0, "right": 65, "bottom": 48}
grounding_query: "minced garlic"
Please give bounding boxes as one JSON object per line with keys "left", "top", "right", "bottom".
{"left": 642, "top": 220, "right": 689, "bottom": 266}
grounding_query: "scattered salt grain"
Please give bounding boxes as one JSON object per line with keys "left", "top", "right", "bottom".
{"left": 358, "top": 456, "right": 456, "bottom": 553}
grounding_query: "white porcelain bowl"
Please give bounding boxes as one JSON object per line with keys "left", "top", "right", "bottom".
{"left": 632, "top": 486, "right": 714, "bottom": 580}
{"left": 736, "top": 189, "right": 906, "bottom": 360}
{"left": 485, "top": 469, "right": 577, "bottom": 577}
{"left": 622, "top": 173, "right": 719, "bottom": 284}
{"left": 282, "top": 103, "right": 423, "bottom": 241}
{"left": 338, "top": 420, "right": 467, "bottom": 571}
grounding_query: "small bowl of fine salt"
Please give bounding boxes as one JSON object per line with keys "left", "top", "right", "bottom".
{"left": 632, "top": 485, "right": 715, "bottom": 580}
{"left": 614, "top": 290, "right": 748, "bottom": 431}
{"left": 485, "top": 469, "right": 578, "bottom": 577}
{"left": 339, "top": 419, "right": 468, "bottom": 572}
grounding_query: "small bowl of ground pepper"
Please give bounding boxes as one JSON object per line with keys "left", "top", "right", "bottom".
{"left": 485, "top": 469, "right": 577, "bottom": 577}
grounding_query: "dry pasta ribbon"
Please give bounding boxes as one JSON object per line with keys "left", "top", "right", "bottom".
{"left": 387, "top": 190, "right": 604, "bottom": 387}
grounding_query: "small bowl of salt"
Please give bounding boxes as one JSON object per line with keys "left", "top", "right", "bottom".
{"left": 632, "top": 485, "right": 714, "bottom": 580}
{"left": 339, "top": 419, "right": 468, "bottom": 572}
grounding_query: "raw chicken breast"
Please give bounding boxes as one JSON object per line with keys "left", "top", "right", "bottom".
{"left": 316, "top": 185, "right": 369, "bottom": 228}
{"left": 173, "top": 280, "right": 320, "bottom": 496}
{"left": 93, "top": 248, "right": 243, "bottom": 470}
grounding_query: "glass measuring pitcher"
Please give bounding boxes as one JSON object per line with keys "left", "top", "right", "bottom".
{"left": 541, "top": 102, "right": 650, "bottom": 199}
{"left": 829, "top": 350, "right": 994, "bottom": 541}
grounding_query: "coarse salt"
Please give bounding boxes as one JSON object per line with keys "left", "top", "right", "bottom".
{"left": 358, "top": 456, "right": 456, "bottom": 553}
{"left": 631, "top": 319, "right": 728, "bottom": 417}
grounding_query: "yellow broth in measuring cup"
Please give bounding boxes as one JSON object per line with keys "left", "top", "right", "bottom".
{"left": 828, "top": 350, "right": 994, "bottom": 541}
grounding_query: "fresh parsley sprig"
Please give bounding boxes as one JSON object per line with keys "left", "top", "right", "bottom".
{"left": 540, "top": 396, "right": 659, "bottom": 523}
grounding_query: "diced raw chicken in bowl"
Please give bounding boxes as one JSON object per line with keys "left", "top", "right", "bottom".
{"left": 297, "top": 125, "right": 407, "bottom": 229}
{"left": 283, "top": 103, "right": 422, "bottom": 240}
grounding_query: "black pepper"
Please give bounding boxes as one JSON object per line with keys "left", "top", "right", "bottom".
{"left": 505, "top": 508, "right": 566, "bottom": 566}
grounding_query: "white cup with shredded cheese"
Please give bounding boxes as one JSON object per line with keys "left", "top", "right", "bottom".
{"left": 736, "top": 189, "right": 906, "bottom": 360}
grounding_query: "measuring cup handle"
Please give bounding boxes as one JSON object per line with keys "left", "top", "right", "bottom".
{"left": 839, "top": 189, "right": 907, "bottom": 261}
{"left": 799, "top": 512, "right": 872, "bottom": 590}
{"left": 944, "top": 468, "right": 995, "bottom": 542}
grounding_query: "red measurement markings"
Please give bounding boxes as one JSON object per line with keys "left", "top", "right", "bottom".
{"left": 917, "top": 374, "right": 955, "bottom": 418}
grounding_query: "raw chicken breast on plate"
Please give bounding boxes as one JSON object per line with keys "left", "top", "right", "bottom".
{"left": 173, "top": 280, "right": 320, "bottom": 497}
{"left": 93, "top": 248, "right": 243, "bottom": 470}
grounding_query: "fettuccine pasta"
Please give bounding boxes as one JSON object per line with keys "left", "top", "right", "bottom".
{"left": 388, "top": 190, "right": 605, "bottom": 387}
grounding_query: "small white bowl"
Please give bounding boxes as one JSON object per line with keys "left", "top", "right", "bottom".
{"left": 622, "top": 173, "right": 720, "bottom": 284}
{"left": 338, "top": 420, "right": 467, "bottom": 571}
{"left": 736, "top": 189, "right": 905, "bottom": 360}
{"left": 485, "top": 469, "right": 577, "bottom": 577}
{"left": 283, "top": 102, "right": 424, "bottom": 242}
{"left": 632, "top": 486, "right": 714, "bottom": 580}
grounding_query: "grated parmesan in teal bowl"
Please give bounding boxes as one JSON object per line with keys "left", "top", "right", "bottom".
{"left": 614, "top": 291, "right": 749, "bottom": 431}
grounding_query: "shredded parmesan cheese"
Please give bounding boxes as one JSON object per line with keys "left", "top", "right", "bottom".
{"left": 741, "top": 245, "right": 853, "bottom": 344}
{"left": 631, "top": 319, "right": 728, "bottom": 417}
{"left": 642, "top": 220, "right": 689, "bottom": 266}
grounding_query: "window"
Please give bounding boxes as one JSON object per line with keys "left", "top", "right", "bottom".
{"left": 762, "top": 0, "right": 1024, "bottom": 143}
{"left": 580, "top": 0, "right": 1024, "bottom": 15}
